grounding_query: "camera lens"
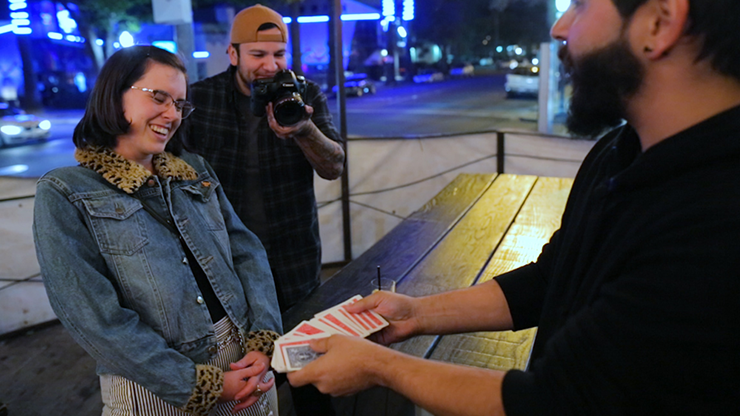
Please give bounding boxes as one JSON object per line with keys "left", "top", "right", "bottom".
{"left": 274, "top": 95, "right": 306, "bottom": 126}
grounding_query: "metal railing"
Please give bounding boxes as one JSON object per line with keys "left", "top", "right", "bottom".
{"left": 318, "top": 129, "right": 595, "bottom": 264}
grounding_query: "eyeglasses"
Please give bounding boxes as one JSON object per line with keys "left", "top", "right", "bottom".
{"left": 130, "top": 86, "right": 195, "bottom": 119}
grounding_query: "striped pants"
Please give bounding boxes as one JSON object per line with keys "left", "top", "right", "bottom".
{"left": 100, "top": 317, "right": 278, "bottom": 416}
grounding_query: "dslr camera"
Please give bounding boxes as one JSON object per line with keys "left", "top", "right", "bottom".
{"left": 251, "top": 69, "right": 309, "bottom": 126}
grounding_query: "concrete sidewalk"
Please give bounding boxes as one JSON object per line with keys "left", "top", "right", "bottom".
{"left": 0, "top": 322, "right": 310, "bottom": 416}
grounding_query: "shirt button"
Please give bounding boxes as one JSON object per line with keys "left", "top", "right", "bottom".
{"left": 182, "top": 257, "right": 188, "bottom": 264}
{"left": 196, "top": 296, "right": 204, "bottom": 304}
{"left": 147, "top": 178, "right": 156, "bottom": 187}
{"left": 208, "top": 345, "right": 218, "bottom": 354}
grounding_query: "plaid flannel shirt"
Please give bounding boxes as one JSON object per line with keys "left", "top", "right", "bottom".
{"left": 186, "top": 66, "right": 343, "bottom": 310}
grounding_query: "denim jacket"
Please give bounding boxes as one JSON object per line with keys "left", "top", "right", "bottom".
{"left": 33, "top": 147, "right": 282, "bottom": 411}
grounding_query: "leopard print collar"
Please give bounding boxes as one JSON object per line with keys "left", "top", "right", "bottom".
{"left": 75, "top": 146, "right": 198, "bottom": 194}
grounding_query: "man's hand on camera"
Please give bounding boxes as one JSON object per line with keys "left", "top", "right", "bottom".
{"left": 267, "top": 102, "right": 316, "bottom": 140}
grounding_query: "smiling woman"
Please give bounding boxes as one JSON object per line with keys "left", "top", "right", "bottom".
{"left": 71, "top": 46, "right": 191, "bottom": 167}
{"left": 114, "top": 61, "right": 189, "bottom": 171}
{"left": 32, "top": 45, "right": 283, "bottom": 416}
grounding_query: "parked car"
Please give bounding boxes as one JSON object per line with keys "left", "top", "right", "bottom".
{"left": 505, "top": 66, "right": 540, "bottom": 98}
{"left": 413, "top": 70, "right": 445, "bottom": 83}
{"left": 450, "top": 63, "right": 475, "bottom": 78}
{"left": 332, "top": 73, "right": 377, "bottom": 97}
{"left": 0, "top": 103, "right": 51, "bottom": 147}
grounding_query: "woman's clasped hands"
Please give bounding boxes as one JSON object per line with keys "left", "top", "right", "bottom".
{"left": 221, "top": 351, "right": 274, "bottom": 412}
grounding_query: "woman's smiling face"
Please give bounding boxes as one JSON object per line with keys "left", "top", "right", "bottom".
{"left": 115, "top": 61, "right": 187, "bottom": 171}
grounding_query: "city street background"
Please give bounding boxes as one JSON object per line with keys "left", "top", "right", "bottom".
{"left": 0, "top": 72, "right": 556, "bottom": 178}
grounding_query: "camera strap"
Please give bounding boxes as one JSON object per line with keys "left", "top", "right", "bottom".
{"left": 136, "top": 196, "right": 179, "bottom": 236}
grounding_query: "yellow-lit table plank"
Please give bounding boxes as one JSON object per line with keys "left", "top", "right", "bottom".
{"left": 283, "top": 173, "right": 498, "bottom": 330}
{"left": 396, "top": 174, "right": 538, "bottom": 358}
{"left": 428, "top": 177, "right": 573, "bottom": 370}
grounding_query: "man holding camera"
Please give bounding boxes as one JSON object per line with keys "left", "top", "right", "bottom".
{"left": 187, "top": 4, "right": 344, "bottom": 314}
{"left": 187, "top": 5, "right": 343, "bottom": 414}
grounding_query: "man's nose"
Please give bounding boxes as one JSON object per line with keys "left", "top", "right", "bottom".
{"left": 550, "top": 7, "right": 573, "bottom": 41}
{"left": 264, "top": 57, "right": 279, "bottom": 72}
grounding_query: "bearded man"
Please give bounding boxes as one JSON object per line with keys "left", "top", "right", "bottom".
{"left": 286, "top": 0, "right": 740, "bottom": 414}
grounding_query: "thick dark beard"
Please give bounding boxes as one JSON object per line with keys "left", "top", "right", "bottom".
{"left": 559, "top": 39, "right": 644, "bottom": 138}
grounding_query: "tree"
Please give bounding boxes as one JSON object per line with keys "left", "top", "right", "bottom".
{"left": 488, "top": 0, "right": 552, "bottom": 58}
{"left": 410, "top": 0, "right": 550, "bottom": 67}
{"left": 16, "top": 36, "right": 42, "bottom": 112}
{"left": 490, "top": 0, "right": 510, "bottom": 53}
{"left": 69, "top": 0, "right": 152, "bottom": 72}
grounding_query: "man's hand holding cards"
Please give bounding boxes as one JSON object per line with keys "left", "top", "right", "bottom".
{"left": 271, "top": 295, "right": 388, "bottom": 373}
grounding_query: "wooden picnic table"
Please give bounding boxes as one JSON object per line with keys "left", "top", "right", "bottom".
{"left": 283, "top": 173, "right": 573, "bottom": 416}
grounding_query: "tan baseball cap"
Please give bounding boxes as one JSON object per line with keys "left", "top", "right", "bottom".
{"left": 230, "top": 4, "right": 288, "bottom": 44}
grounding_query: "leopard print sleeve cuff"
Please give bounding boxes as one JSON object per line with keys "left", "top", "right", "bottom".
{"left": 181, "top": 364, "right": 224, "bottom": 416}
{"left": 245, "top": 329, "right": 281, "bottom": 358}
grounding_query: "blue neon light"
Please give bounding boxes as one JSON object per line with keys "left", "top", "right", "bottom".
{"left": 193, "top": 51, "right": 210, "bottom": 59}
{"left": 152, "top": 41, "right": 176, "bottom": 53}
{"left": 297, "top": 15, "right": 330, "bottom": 23}
{"left": 341, "top": 13, "right": 381, "bottom": 21}
{"left": 402, "top": 0, "right": 414, "bottom": 21}
{"left": 382, "top": 0, "right": 395, "bottom": 17}
{"left": 119, "top": 31, "right": 134, "bottom": 48}
{"left": 380, "top": 16, "right": 393, "bottom": 32}
{"left": 57, "top": 9, "right": 78, "bottom": 34}
{"left": 282, "top": 14, "right": 385, "bottom": 24}
{"left": 46, "top": 32, "right": 85, "bottom": 43}
{"left": 5, "top": 1, "right": 88, "bottom": 44}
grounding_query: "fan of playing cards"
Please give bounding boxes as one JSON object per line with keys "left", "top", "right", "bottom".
{"left": 271, "top": 295, "right": 389, "bottom": 373}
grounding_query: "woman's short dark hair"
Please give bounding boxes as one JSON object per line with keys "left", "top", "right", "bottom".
{"left": 73, "top": 45, "right": 189, "bottom": 154}
{"left": 612, "top": 0, "right": 740, "bottom": 82}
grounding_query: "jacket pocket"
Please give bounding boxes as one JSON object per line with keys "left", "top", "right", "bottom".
{"left": 82, "top": 195, "right": 149, "bottom": 255}
{"left": 181, "top": 180, "right": 225, "bottom": 231}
